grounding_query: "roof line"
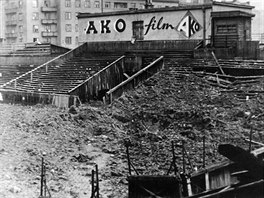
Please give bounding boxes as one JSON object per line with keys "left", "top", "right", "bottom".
{"left": 212, "top": 1, "right": 254, "bottom": 9}
{"left": 77, "top": 4, "right": 212, "bottom": 18}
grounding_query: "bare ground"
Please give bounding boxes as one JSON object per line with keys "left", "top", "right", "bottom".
{"left": 0, "top": 71, "right": 263, "bottom": 198}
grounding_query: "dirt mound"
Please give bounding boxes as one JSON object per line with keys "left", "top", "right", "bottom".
{"left": 0, "top": 66, "right": 263, "bottom": 197}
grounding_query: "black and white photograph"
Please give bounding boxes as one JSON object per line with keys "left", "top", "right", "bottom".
{"left": 0, "top": 0, "right": 263, "bottom": 197}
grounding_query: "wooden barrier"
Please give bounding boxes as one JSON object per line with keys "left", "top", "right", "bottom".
{"left": 105, "top": 56, "right": 164, "bottom": 104}
{"left": 85, "top": 40, "right": 200, "bottom": 53}
{"left": 128, "top": 175, "right": 180, "bottom": 198}
{"left": 0, "top": 89, "right": 80, "bottom": 108}
{"left": 69, "top": 56, "right": 126, "bottom": 102}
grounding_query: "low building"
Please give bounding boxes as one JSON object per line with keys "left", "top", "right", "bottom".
{"left": 78, "top": 1, "right": 254, "bottom": 49}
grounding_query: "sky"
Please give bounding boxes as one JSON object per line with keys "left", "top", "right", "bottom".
{"left": 250, "top": 0, "right": 264, "bottom": 34}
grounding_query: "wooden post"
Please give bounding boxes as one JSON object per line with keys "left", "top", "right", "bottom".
{"left": 30, "top": 72, "right": 33, "bottom": 82}
{"left": 205, "top": 172, "right": 210, "bottom": 191}
{"left": 211, "top": 51, "right": 225, "bottom": 75}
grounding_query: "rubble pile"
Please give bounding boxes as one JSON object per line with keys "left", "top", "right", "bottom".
{"left": 0, "top": 60, "right": 264, "bottom": 198}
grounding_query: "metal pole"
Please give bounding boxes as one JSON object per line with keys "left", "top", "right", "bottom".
{"left": 249, "top": 125, "right": 253, "bottom": 152}
{"left": 95, "top": 165, "right": 99, "bottom": 198}
{"left": 44, "top": 164, "right": 46, "bottom": 197}
{"left": 91, "top": 170, "right": 94, "bottom": 198}
{"left": 126, "top": 145, "right": 132, "bottom": 175}
{"left": 182, "top": 140, "right": 186, "bottom": 174}
{"left": 40, "top": 157, "right": 44, "bottom": 197}
{"left": 203, "top": 136, "right": 206, "bottom": 168}
{"left": 172, "top": 141, "right": 177, "bottom": 175}
{"left": 202, "top": 6, "right": 206, "bottom": 47}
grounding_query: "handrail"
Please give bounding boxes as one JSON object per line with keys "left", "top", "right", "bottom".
{"left": 0, "top": 42, "right": 87, "bottom": 88}
{"left": 68, "top": 55, "right": 125, "bottom": 93}
{"left": 106, "top": 56, "right": 163, "bottom": 95}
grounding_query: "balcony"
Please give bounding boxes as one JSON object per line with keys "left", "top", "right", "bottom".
{"left": 41, "top": 19, "right": 57, "bottom": 24}
{"left": 42, "top": 31, "right": 58, "bottom": 37}
{"left": 6, "top": 20, "right": 18, "bottom": 26}
{"left": 5, "top": 6, "right": 18, "bottom": 13}
{"left": 6, "top": 33, "right": 18, "bottom": 38}
{"left": 41, "top": 6, "right": 57, "bottom": 12}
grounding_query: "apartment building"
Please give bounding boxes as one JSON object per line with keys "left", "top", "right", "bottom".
{"left": 0, "top": 1, "right": 5, "bottom": 43}
{"left": 3, "top": 0, "right": 180, "bottom": 49}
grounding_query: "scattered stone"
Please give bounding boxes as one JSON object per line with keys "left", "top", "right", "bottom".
{"left": 9, "top": 186, "right": 22, "bottom": 194}
{"left": 69, "top": 105, "right": 78, "bottom": 114}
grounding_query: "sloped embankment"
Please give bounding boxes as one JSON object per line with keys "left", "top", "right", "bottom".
{"left": 0, "top": 61, "right": 263, "bottom": 198}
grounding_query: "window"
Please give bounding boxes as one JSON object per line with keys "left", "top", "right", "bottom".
{"left": 45, "top": 37, "right": 51, "bottom": 43}
{"left": 84, "top": 0, "right": 90, "bottom": 7}
{"left": 65, "top": 12, "right": 72, "bottom": 20}
{"left": 105, "top": 2, "right": 111, "bottom": 8}
{"left": 32, "top": 0, "right": 38, "bottom": 8}
{"left": 65, "top": 24, "right": 72, "bottom": 32}
{"left": 45, "top": 25, "right": 51, "bottom": 32}
{"left": 217, "top": 24, "right": 237, "bottom": 34}
{"left": 132, "top": 21, "right": 144, "bottom": 40}
{"left": 44, "top": 0, "right": 50, "bottom": 7}
{"left": 18, "top": 0, "right": 23, "bottom": 8}
{"left": 75, "top": 36, "right": 78, "bottom": 45}
{"left": 45, "top": 13, "right": 51, "bottom": 20}
{"left": 19, "top": 25, "right": 23, "bottom": 32}
{"left": 75, "top": 24, "right": 78, "bottom": 32}
{"left": 130, "top": 3, "right": 136, "bottom": 8}
{"left": 75, "top": 0, "right": 81, "bottom": 7}
{"left": 32, "top": 12, "right": 39, "bottom": 20}
{"left": 94, "top": 1, "right": 100, "bottom": 8}
{"left": 114, "top": 2, "right": 127, "bottom": 9}
{"left": 65, "top": 0, "right": 71, "bottom": 7}
{"left": 33, "top": 25, "right": 39, "bottom": 33}
{"left": 18, "top": 13, "right": 23, "bottom": 20}
{"left": 65, "top": 37, "right": 72, "bottom": 44}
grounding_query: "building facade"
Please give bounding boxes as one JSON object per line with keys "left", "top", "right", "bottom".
{"left": 77, "top": 1, "right": 254, "bottom": 48}
{"left": 0, "top": 1, "right": 6, "bottom": 44}
{"left": 3, "top": 0, "right": 180, "bottom": 49}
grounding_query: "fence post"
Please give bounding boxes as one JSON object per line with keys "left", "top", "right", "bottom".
{"left": 30, "top": 72, "right": 33, "bottom": 82}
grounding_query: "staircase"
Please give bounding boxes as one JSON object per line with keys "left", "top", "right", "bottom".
{"left": 4, "top": 54, "right": 121, "bottom": 94}
{"left": 163, "top": 51, "right": 194, "bottom": 79}
{"left": 9, "top": 43, "right": 52, "bottom": 56}
{"left": 0, "top": 64, "right": 37, "bottom": 86}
